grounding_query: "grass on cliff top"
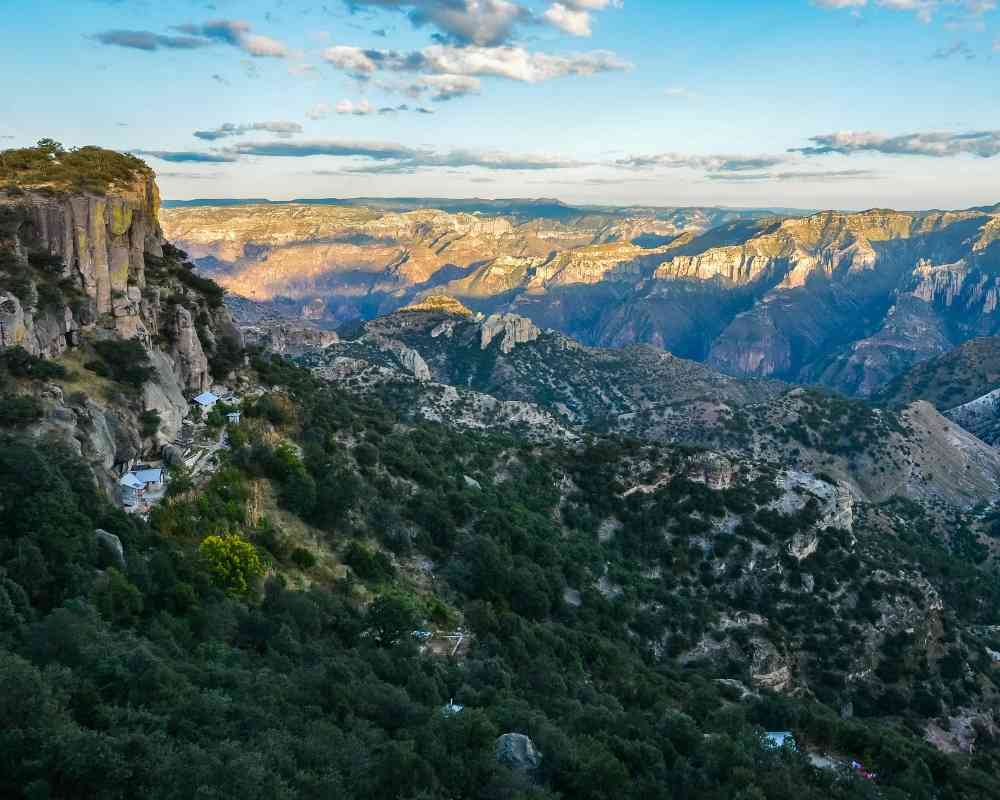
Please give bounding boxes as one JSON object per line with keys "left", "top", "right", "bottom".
{"left": 0, "top": 139, "right": 152, "bottom": 195}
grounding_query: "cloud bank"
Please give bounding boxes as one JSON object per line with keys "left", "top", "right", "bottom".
{"left": 793, "top": 129, "right": 1000, "bottom": 157}
{"left": 92, "top": 19, "right": 289, "bottom": 58}
{"left": 193, "top": 122, "right": 303, "bottom": 141}
{"left": 344, "top": 0, "right": 621, "bottom": 45}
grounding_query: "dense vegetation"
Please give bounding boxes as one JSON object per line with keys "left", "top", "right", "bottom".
{"left": 2, "top": 349, "right": 998, "bottom": 799}
{"left": 0, "top": 140, "right": 151, "bottom": 194}
{"left": 876, "top": 337, "right": 1000, "bottom": 411}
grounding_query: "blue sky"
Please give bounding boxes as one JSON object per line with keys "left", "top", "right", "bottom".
{"left": 3, "top": 0, "right": 1000, "bottom": 208}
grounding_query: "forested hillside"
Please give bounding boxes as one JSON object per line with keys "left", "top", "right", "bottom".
{"left": 3, "top": 350, "right": 1000, "bottom": 799}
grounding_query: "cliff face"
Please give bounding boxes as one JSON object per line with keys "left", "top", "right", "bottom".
{"left": 3, "top": 176, "right": 162, "bottom": 314}
{"left": 0, "top": 176, "right": 164, "bottom": 357}
{"left": 0, "top": 173, "right": 237, "bottom": 491}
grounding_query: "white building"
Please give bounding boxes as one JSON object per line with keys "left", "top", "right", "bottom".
{"left": 193, "top": 391, "right": 220, "bottom": 411}
{"left": 119, "top": 473, "right": 144, "bottom": 506}
{"left": 119, "top": 468, "right": 164, "bottom": 507}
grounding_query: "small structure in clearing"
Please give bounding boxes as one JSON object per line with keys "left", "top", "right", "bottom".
{"left": 442, "top": 699, "right": 464, "bottom": 717}
{"left": 119, "top": 467, "right": 164, "bottom": 507}
{"left": 192, "top": 391, "right": 220, "bottom": 411}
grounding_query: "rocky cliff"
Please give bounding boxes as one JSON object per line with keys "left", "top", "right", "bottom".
{"left": 0, "top": 146, "right": 240, "bottom": 494}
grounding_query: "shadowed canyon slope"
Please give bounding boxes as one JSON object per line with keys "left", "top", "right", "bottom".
{"left": 163, "top": 200, "right": 1000, "bottom": 396}
{"left": 298, "top": 299, "right": 1000, "bottom": 511}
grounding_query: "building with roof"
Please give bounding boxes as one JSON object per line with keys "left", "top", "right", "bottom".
{"left": 192, "top": 391, "right": 219, "bottom": 411}
{"left": 119, "top": 468, "right": 164, "bottom": 507}
{"left": 119, "top": 473, "right": 144, "bottom": 506}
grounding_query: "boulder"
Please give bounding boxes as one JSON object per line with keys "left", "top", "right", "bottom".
{"left": 95, "top": 529, "right": 126, "bottom": 569}
{"left": 495, "top": 733, "right": 542, "bottom": 771}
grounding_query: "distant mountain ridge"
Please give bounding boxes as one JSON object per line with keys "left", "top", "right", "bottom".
{"left": 162, "top": 199, "right": 1000, "bottom": 397}
{"left": 163, "top": 196, "right": 811, "bottom": 218}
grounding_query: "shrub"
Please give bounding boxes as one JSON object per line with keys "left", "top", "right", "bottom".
{"left": 175, "top": 265, "right": 225, "bottom": 308}
{"left": 89, "top": 339, "right": 153, "bottom": 389}
{"left": 0, "top": 140, "right": 151, "bottom": 194}
{"left": 1, "top": 347, "right": 67, "bottom": 380}
{"left": 27, "top": 251, "right": 64, "bottom": 273}
{"left": 367, "top": 591, "right": 421, "bottom": 646}
{"left": 139, "top": 409, "right": 161, "bottom": 438}
{"left": 199, "top": 534, "right": 265, "bottom": 598}
{"left": 290, "top": 547, "right": 317, "bottom": 570}
{"left": 0, "top": 394, "right": 42, "bottom": 426}
{"left": 345, "top": 541, "right": 395, "bottom": 582}
{"left": 355, "top": 442, "right": 379, "bottom": 468}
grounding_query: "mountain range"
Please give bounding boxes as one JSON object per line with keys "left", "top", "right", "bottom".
{"left": 162, "top": 200, "right": 1000, "bottom": 398}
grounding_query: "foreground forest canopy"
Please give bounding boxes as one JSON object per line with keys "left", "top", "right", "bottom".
{"left": 2, "top": 350, "right": 1000, "bottom": 799}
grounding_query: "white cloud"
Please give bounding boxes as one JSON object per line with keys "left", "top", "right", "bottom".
{"left": 306, "top": 103, "right": 334, "bottom": 120}
{"left": 344, "top": 0, "right": 531, "bottom": 46}
{"left": 171, "top": 19, "right": 290, "bottom": 58}
{"left": 322, "top": 45, "right": 380, "bottom": 75}
{"left": 543, "top": 3, "right": 594, "bottom": 36}
{"left": 336, "top": 99, "right": 376, "bottom": 115}
{"left": 407, "top": 74, "right": 483, "bottom": 100}
{"left": 324, "top": 43, "right": 631, "bottom": 84}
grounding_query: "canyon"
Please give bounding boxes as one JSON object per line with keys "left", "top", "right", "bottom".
{"left": 162, "top": 200, "right": 1000, "bottom": 396}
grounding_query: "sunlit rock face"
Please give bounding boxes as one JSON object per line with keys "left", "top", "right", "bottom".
{"left": 164, "top": 201, "right": 1000, "bottom": 395}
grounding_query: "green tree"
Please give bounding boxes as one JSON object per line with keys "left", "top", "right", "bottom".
{"left": 199, "top": 534, "right": 264, "bottom": 598}
{"left": 367, "top": 591, "right": 420, "bottom": 646}
{"left": 91, "top": 567, "right": 143, "bottom": 625}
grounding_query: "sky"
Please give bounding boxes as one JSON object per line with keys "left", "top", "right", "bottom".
{"left": 3, "top": 0, "right": 1000, "bottom": 209}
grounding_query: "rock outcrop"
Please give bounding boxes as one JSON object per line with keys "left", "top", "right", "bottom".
{"left": 242, "top": 320, "right": 339, "bottom": 356}
{"left": 95, "top": 528, "right": 126, "bottom": 569}
{"left": 369, "top": 334, "right": 431, "bottom": 381}
{"left": 167, "top": 305, "right": 210, "bottom": 392}
{"left": 480, "top": 313, "right": 541, "bottom": 354}
{"left": 495, "top": 734, "right": 542, "bottom": 771}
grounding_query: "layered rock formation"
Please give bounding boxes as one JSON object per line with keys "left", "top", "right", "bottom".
{"left": 165, "top": 200, "right": 1000, "bottom": 397}
{"left": 2, "top": 176, "right": 162, "bottom": 317}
